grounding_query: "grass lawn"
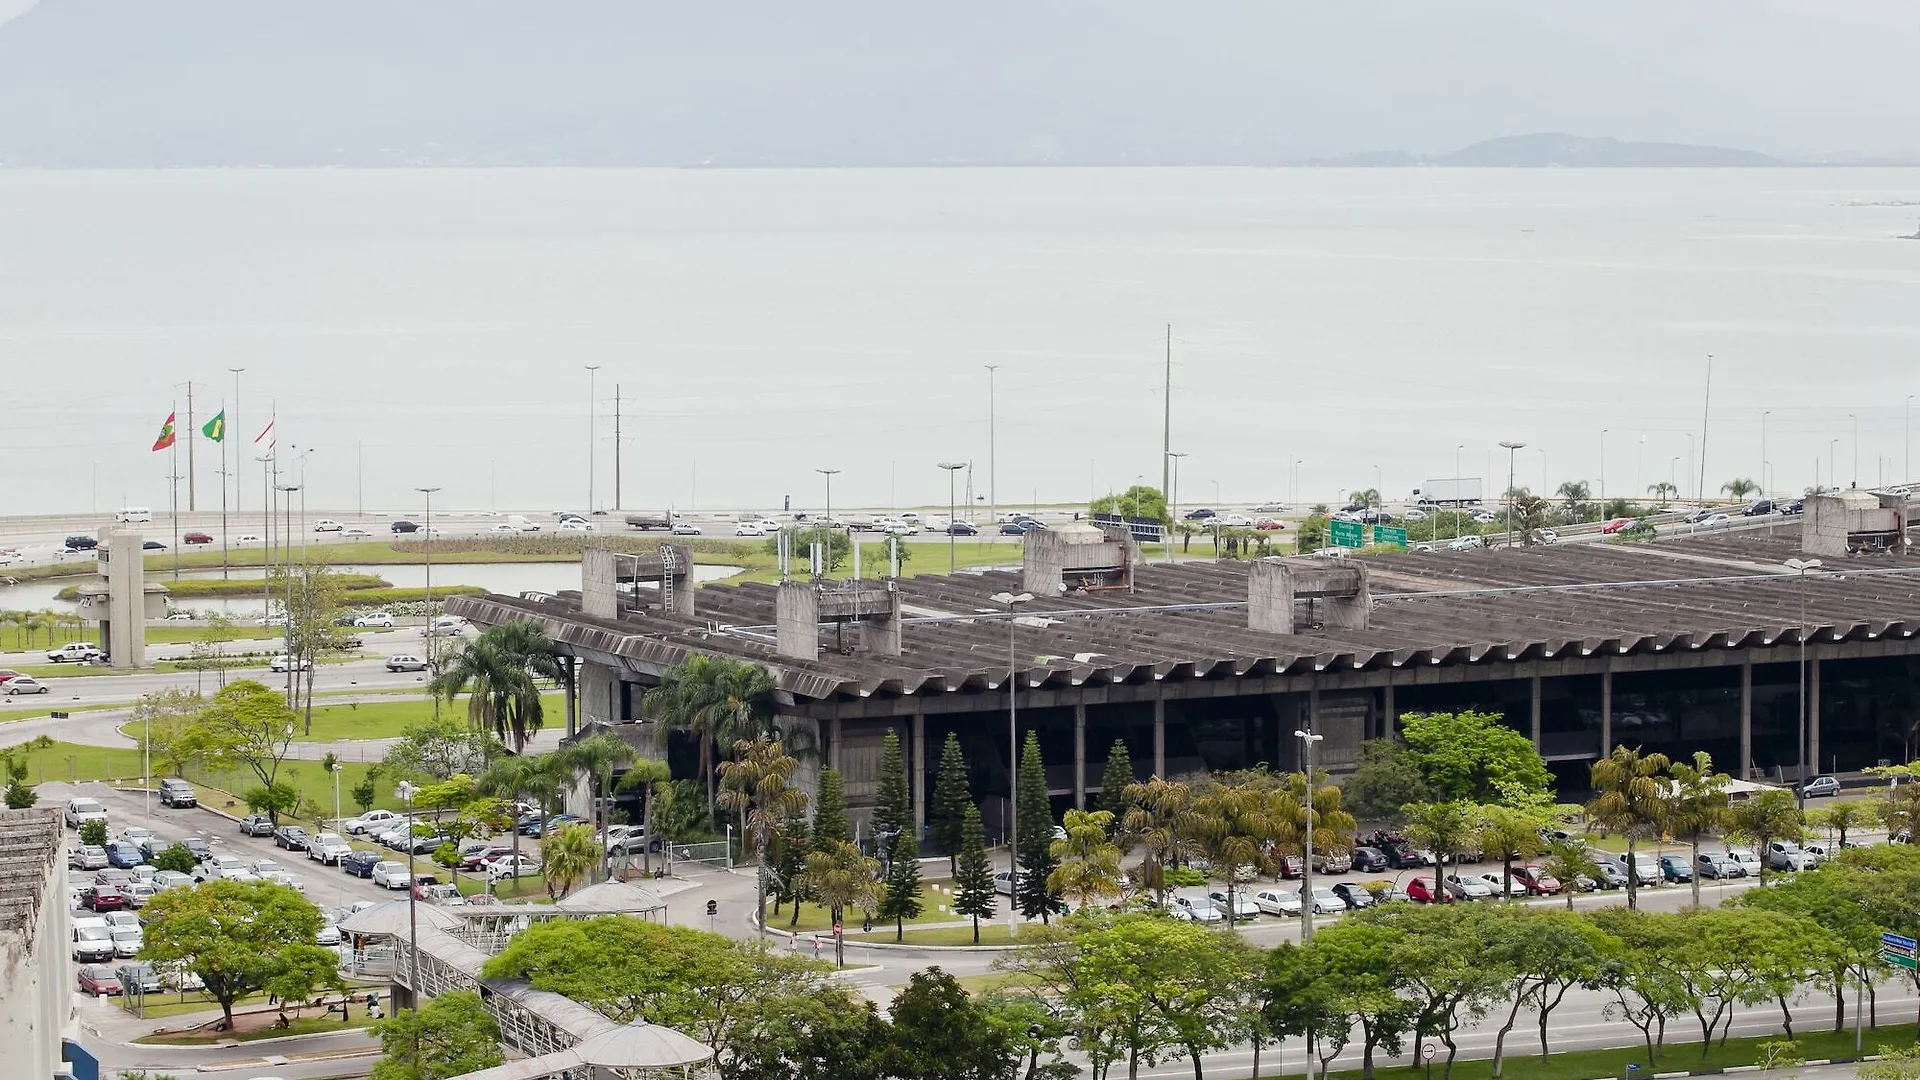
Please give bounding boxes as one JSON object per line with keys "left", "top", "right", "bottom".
{"left": 1326, "top": 1024, "right": 1919, "bottom": 1080}
{"left": 452, "top": 873, "right": 553, "bottom": 903}
{"left": 116, "top": 691, "right": 561, "bottom": 743}
{"left": 770, "top": 898, "right": 956, "bottom": 933}
{"left": 952, "top": 971, "right": 1042, "bottom": 995}
{"left": 846, "top": 922, "right": 1022, "bottom": 946}
{"left": 12, "top": 740, "right": 411, "bottom": 817}
{"left": 143, "top": 625, "right": 395, "bottom": 646}
{"left": 0, "top": 701, "right": 118, "bottom": 724}
{"left": 137, "top": 1013, "right": 376, "bottom": 1044}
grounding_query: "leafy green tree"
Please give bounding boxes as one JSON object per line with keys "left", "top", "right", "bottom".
{"left": 140, "top": 879, "right": 337, "bottom": 1032}
{"left": 1728, "top": 788, "right": 1804, "bottom": 884}
{"left": 643, "top": 654, "right": 778, "bottom": 823}
{"left": 1588, "top": 908, "right": 1698, "bottom": 1062}
{"left": 1814, "top": 800, "right": 1873, "bottom": 849}
{"left": 152, "top": 843, "right": 198, "bottom": 874}
{"left": 763, "top": 527, "right": 852, "bottom": 573}
{"left": 185, "top": 678, "right": 300, "bottom": 792}
{"left": 1735, "top": 865, "right": 1893, "bottom": 1033}
{"left": 1343, "top": 739, "right": 1434, "bottom": 823}
{"left": 1262, "top": 941, "right": 1353, "bottom": 1080}
{"left": 242, "top": 780, "right": 300, "bottom": 823}
{"left": 79, "top": 818, "right": 107, "bottom": 847}
{"left": 1014, "top": 731, "right": 1060, "bottom": 922}
{"left": 1482, "top": 908, "right": 1614, "bottom": 1071}
{"left": 1385, "top": 905, "right": 1513, "bottom": 1078}
{"left": 886, "top": 968, "right": 1017, "bottom": 1080}
{"left": 131, "top": 688, "right": 211, "bottom": 779}
{"left": 1047, "top": 808, "right": 1122, "bottom": 910}
{"left": 953, "top": 803, "right": 997, "bottom": 944}
{"left": 770, "top": 816, "right": 810, "bottom": 925}
{"left": 1401, "top": 800, "right": 1480, "bottom": 905}
{"left": 1097, "top": 738, "right": 1133, "bottom": 823}
{"left": 562, "top": 732, "right": 633, "bottom": 882}
{"left": 1090, "top": 485, "right": 1169, "bottom": 525}
{"left": 878, "top": 832, "right": 924, "bottom": 941}
{"left": 812, "top": 766, "right": 850, "bottom": 847}
{"left": 615, "top": 758, "right": 673, "bottom": 874}
{"left": 1349, "top": 488, "right": 1383, "bottom": 508}
{"left": 351, "top": 767, "right": 380, "bottom": 814}
{"left": 1588, "top": 745, "right": 1672, "bottom": 910}
{"left": 1477, "top": 803, "right": 1545, "bottom": 900}
{"left": 1299, "top": 916, "right": 1417, "bottom": 1079}
{"left": 1648, "top": 481, "right": 1678, "bottom": 502}
{"left": 428, "top": 621, "right": 564, "bottom": 753}
{"left": 718, "top": 985, "right": 890, "bottom": 1080}
{"left": 931, "top": 733, "right": 972, "bottom": 873}
{"left": 1400, "top": 711, "right": 1553, "bottom": 804}
{"left": 539, "top": 822, "right": 603, "bottom": 898}
{"left": 799, "top": 840, "right": 882, "bottom": 967}
{"left": 383, "top": 713, "right": 498, "bottom": 783}
{"left": 1539, "top": 838, "right": 1601, "bottom": 910}
{"left": 369, "top": 990, "right": 504, "bottom": 1080}
{"left": 1191, "top": 782, "right": 1276, "bottom": 930}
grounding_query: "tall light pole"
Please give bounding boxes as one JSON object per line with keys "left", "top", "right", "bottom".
{"left": 1498, "top": 441, "right": 1526, "bottom": 548}
{"left": 1786, "top": 558, "right": 1822, "bottom": 805}
{"left": 1455, "top": 444, "right": 1464, "bottom": 539}
{"left": 228, "top": 367, "right": 245, "bottom": 516}
{"left": 1599, "top": 429, "right": 1607, "bottom": 504}
{"left": 993, "top": 591, "right": 1033, "bottom": 875}
{"left": 330, "top": 762, "right": 344, "bottom": 904}
{"left": 416, "top": 486, "right": 441, "bottom": 715}
{"left": 276, "top": 483, "right": 301, "bottom": 706}
{"left": 985, "top": 365, "right": 998, "bottom": 535}
{"left": 938, "top": 463, "right": 965, "bottom": 572}
{"left": 585, "top": 366, "right": 601, "bottom": 512}
{"left": 1167, "top": 452, "right": 1188, "bottom": 562}
{"left": 1761, "top": 411, "right": 1771, "bottom": 497}
{"left": 1293, "top": 728, "right": 1324, "bottom": 941}
{"left": 1686, "top": 433, "right": 1695, "bottom": 501}
{"left": 395, "top": 779, "right": 422, "bottom": 1019}
{"left": 815, "top": 469, "right": 839, "bottom": 578}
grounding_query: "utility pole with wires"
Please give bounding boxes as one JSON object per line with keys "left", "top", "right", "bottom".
{"left": 1696, "top": 354, "right": 1713, "bottom": 504}
{"left": 606, "top": 383, "right": 638, "bottom": 511}
{"left": 1161, "top": 324, "right": 1172, "bottom": 501}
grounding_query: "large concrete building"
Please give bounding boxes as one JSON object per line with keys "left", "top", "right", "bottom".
{"left": 0, "top": 807, "right": 73, "bottom": 1079}
{"left": 449, "top": 523, "right": 1920, "bottom": 833}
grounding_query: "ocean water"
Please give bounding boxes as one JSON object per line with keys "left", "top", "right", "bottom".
{"left": 3, "top": 167, "right": 1919, "bottom": 518}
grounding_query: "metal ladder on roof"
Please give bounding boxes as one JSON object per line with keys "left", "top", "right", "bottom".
{"left": 658, "top": 544, "right": 677, "bottom": 612}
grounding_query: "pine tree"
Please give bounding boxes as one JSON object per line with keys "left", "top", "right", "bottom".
{"left": 1014, "top": 730, "right": 1060, "bottom": 923}
{"left": 1097, "top": 738, "right": 1133, "bottom": 822}
{"left": 952, "top": 802, "right": 996, "bottom": 945}
{"left": 873, "top": 729, "right": 912, "bottom": 859}
{"left": 877, "top": 821, "right": 924, "bottom": 940}
{"left": 813, "top": 767, "right": 850, "bottom": 848}
{"left": 773, "top": 817, "right": 811, "bottom": 927}
{"left": 931, "top": 732, "right": 972, "bottom": 874}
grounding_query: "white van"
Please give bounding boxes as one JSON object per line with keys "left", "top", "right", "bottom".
{"left": 505, "top": 515, "right": 541, "bottom": 532}
{"left": 115, "top": 507, "right": 152, "bottom": 523}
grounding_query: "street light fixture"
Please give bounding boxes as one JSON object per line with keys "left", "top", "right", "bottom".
{"left": 585, "top": 366, "right": 601, "bottom": 512}
{"left": 1786, "top": 558, "right": 1823, "bottom": 806}
{"left": 992, "top": 591, "right": 1034, "bottom": 877}
{"left": 1498, "top": 441, "right": 1526, "bottom": 548}
{"left": 1293, "top": 728, "right": 1324, "bottom": 942}
{"left": 1167, "top": 452, "right": 1188, "bottom": 562}
{"left": 938, "top": 463, "right": 965, "bottom": 572}
{"left": 814, "top": 469, "right": 840, "bottom": 578}
{"left": 416, "top": 487, "right": 442, "bottom": 713}
{"left": 395, "top": 779, "right": 422, "bottom": 1016}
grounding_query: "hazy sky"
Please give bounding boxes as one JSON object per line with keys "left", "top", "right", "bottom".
{"left": 2, "top": 0, "right": 1919, "bottom": 165}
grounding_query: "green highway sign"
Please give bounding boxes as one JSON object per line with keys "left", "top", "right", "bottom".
{"left": 1373, "top": 525, "right": 1409, "bottom": 547}
{"left": 1329, "top": 520, "right": 1365, "bottom": 548}
{"left": 1885, "top": 931, "right": 1917, "bottom": 970}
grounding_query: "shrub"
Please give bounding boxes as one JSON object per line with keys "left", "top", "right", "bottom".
{"left": 79, "top": 819, "right": 107, "bottom": 847}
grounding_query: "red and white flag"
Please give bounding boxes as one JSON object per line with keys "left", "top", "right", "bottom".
{"left": 254, "top": 419, "right": 275, "bottom": 454}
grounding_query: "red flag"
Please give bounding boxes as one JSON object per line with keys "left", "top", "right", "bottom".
{"left": 151, "top": 412, "right": 177, "bottom": 452}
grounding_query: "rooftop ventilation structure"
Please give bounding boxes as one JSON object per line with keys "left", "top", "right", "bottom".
{"left": 776, "top": 579, "right": 903, "bottom": 660}
{"left": 580, "top": 545, "right": 694, "bottom": 620}
{"left": 1022, "top": 522, "right": 1137, "bottom": 595}
{"left": 1803, "top": 491, "right": 1909, "bottom": 558}
{"left": 1247, "top": 557, "right": 1372, "bottom": 634}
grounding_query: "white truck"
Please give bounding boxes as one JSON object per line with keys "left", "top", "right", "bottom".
{"left": 624, "top": 511, "right": 675, "bottom": 531}
{"left": 1412, "top": 478, "right": 1484, "bottom": 507}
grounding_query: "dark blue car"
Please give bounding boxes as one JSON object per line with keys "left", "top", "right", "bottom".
{"left": 341, "top": 850, "right": 382, "bottom": 878}
{"left": 106, "top": 842, "right": 145, "bottom": 869}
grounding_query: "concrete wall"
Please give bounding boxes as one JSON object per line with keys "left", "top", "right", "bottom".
{"left": 580, "top": 549, "right": 619, "bottom": 620}
{"left": 0, "top": 808, "right": 70, "bottom": 1080}
{"left": 578, "top": 661, "right": 623, "bottom": 730}
{"left": 99, "top": 529, "right": 147, "bottom": 669}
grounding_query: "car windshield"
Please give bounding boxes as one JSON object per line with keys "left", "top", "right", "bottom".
{"left": 78, "top": 926, "right": 110, "bottom": 940}
{"left": 73, "top": 801, "right": 103, "bottom": 813}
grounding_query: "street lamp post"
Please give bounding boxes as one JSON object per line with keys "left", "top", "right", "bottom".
{"left": 1786, "top": 558, "right": 1823, "bottom": 806}
{"left": 331, "top": 762, "right": 344, "bottom": 903}
{"left": 985, "top": 365, "right": 998, "bottom": 539}
{"left": 1167, "top": 452, "right": 1188, "bottom": 562}
{"left": 1293, "top": 728, "right": 1324, "bottom": 941}
{"left": 395, "top": 780, "right": 422, "bottom": 1018}
{"left": 585, "top": 366, "right": 601, "bottom": 512}
{"left": 1599, "top": 429, "right": 1607, "bottom": 504}
{"left": 814, "top": 469, "right": 840, "bottom": 578}
{"left": 1762, "top": 411, "right": 1771, "bottom": 498}
{"left": 992, "top": 591, "right": 1033, "bottom": 878}
{"left": 1455, "top": 445, "right": 1464, "bottom": 539}
{"left": 416, "top": 487, "right": 441, "bottom": 714}
{"left": 1908, "top": 395, "right": 1915, "bottom": 483}
{"left": 276, "top": 483, "right": 301, "bottom": 706}
{"left": 938, "top": 463, "right": 965, "bottom": 572}
{"left": 1498, "top": 441, "right": 1526, "bottom": 548}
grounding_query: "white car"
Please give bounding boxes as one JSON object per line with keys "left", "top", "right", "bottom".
{"left": 733, "top": 523, "right": 766, "bottom": 537}
{"left": 1479, "top": 872, "right": 1531, "bottom": 897}
{"left": 193, "top": 855, "right": 258, "bottom": 883}
{"left": 489, "top": 523, "right": 518, "bottom": 534}
{"left": 371, "top": 861, "right": 412, "bottom": 889}
{"left": 1403, "top": 509, "right": 1428, "bottom": 521}
{"left": 375, "top": 826, "right": 412, "bottom": 848}
{"left": 1222, "top": 513, "right": 1254, "bottom": 527}
{"left": 47, "top": 642, "right": 105, "bottom": 663}
{"left": 308, "top": 833, "right": 352, "bottom": 864}
{"left": 754, "top": 518, "right": 784, "bottom": 533}
{"left": 1251, "top": 888, "right": 1303, "bottom": 917}
{"left": 670, "top": 522, "right": 701, "bottom": 536}
{"left": 1300, "top": 886, "right": 1345, "bottom": 915}
{"left": 235, "top": 534, "right": 263, "bottom": 545}
{"left": 313, "top": 519, "right": 344, "bottom": 532}
{"left": 1207, "top": 889, "right": 1261, "bottom": 921}
{"left": 992, "top": 870, "right": 1020, "bottom": 896}
{"left": 342, "top": 528, "right": 372, "bottom": 539}
{"left": 268, "top": 654, "right": 312, "bottom": 673}
{"left": 385, "top": 654, "right": 429, "bottom": 672}
{"left": 343, "top": 810, "right": 400, "bottom": 836}
{"left": 162, "top": 611, "right": 193, "bottom": 622}
{"left": 6, "top": 676, "right": 51, "bottom": 696}
{"left": 316, "top": 924, "right": 342, "bottom": 947}
{"left": 1699, "top": 513, "right": 1732, "bottom": 528}
{"left": 1726, "top": 847, "right": 1765, "bottom": 875}
{"left": 111, "top": 928, "right": 144, "bottom": 958}
{"left": 486, "top": 854, "right": 542, "bottom": 880}
{"left": 559, "top": 519, "right": 595, "bottom": 532}
{"left": 1170, "top": 894, "right": 1224, "bottom": 923}
{"left": 880, "top": 521, "right": 920, "bottom": 537}
{"left": 353, "top": 612, "right": 395, "bottom": 628}
{"left": 1535, "top": 529, "right": 1560, "bottom": 545}
{"left": 1447, "top": 535, "right": 1484, "bottom": 551}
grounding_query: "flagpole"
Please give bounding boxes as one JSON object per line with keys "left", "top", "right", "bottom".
{"left": 186, "top": 382, "right": 197, "bottom": 513}
{"left": 170, "top": 401, "right": 181, "bottom": 581}
{"left": 218, "top": 404, "right": 229, "bottom": 581}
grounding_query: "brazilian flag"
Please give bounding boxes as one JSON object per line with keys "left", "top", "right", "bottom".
{"left": 201, "top": 410, "right": 226, "bottom": 442}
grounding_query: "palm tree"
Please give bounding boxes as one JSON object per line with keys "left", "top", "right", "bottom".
{"left": 1722, "top": 478, "right": 1760, "bottom": 500}
{"left": 430, "top": 621, "right": 561, "bottom": 753}
{"left": 1539, "top": 838, "right": 1601, "bottom": 910}
{"left": 1727, "top": 788, "right": 1802, "bottom": 883}
{"left": 561, "top": 732, "right": 634, "bottom": 884}
{"left": 1556, "top": 480, "right": 1592, "bottom": 507}
{"left": 644, "top": 656, "right": 779, "bottom": 824}
{"left": 717, "top": 736, "right": 809, "bottom": 929}
{"left": 1587, "top": 745, "right": 1671, "bottom": 910}
{"left": 799, "top": 840, "right": 882, "bottom": 966}
{"left": 1817, "top": 800, "right": 1872, "bottom": 848}
{"left": 479, "top": 754, "right": 563, "bottom": 882}
{"left": 1189, "top": 785, "right": 1275, "bottom": 928}
{"left": 1349, "top": 488, "right": 1382, "bottom": 508}
{"left": 1476, "top": 804, "right": 1543, "bottom": 899}
{"left": 1269, "top": 770, "right": 1356, "bottom": 915}
{"left": 1047, "top": 808, "right": 1123, "bottom": 909}
{"left": 1401, "top": 800, "right": 1479, "bottom": 903}
{"left": 539, "top": 822, "right": 603, "bottom": 898}
{"left": 1663, "top": 751, "right": 1730, "bottom": 907}
{"left": 1117, "top": 777, "right": 1198, "bottom": 903}
{"left": 1648, "top": 481, "right": 1678, "bottom": 502}
{"left": 615, "top": 759, "right": 673, "bottom": 873}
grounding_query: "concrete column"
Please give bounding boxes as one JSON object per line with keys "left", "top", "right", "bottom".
{"left": 1600, "top": 670, "right": 1613, "bottom": 757}
{"left": 1529, "top": 675, "right": 1543, "bottom": 747}
{"left": 828, "top": 716, "right": 843, "bottom": 773}
{"left": 1739, "top": 660, "right": 1754, "bottom": 781}
{"left": 912, "top": 714, "right": 927, "bottom": 840}
{"left": 1153, "top": 699, "right": 1166, "bottom": 777}
{"left": 1809, "top": 659, "right": 1823, "bottom": 776}
{"left": 1073, "top": 705, "right": 1088, "bottom": 809}
{"left": 1382, "top": 683, "right": 1396, "bottom": 738}
{"left": 1308, "top": 687, "right": 1321, "bottom": 734}
{"left": 563, "top": 658, "right": 577, "bottom": 738}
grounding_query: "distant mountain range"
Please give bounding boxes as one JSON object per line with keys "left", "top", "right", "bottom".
{"left": 1327, "top": 133, "right": 1783, "bottom": 168}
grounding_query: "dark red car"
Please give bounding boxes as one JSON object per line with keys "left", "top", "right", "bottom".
{"left": 1600, "top": 518, "right": 1631, "bottom": 534}
{"left": 1512, "top": 866, "right": 1563, "bottom": 895}
{"left": 0, "top": 670, "right": 21, "bottom": 686}
{"left": 183, "top": 531, "right": 214, "bottom": 544}
{"left": 459, "top": 846, "right": 513, "bottom": 872}
{"left": 1405, "top": 877, "right": 1452, "bottom": 904}
{"left": 81, "top": 886, "right": 128, "bottom": 912}
{"left": 77, "top": 966, "right": 123, "bottom": 996}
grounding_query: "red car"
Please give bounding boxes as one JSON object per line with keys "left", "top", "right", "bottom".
{"left": 81, "top": 886, "right": 128, "bottom": 912}
{"left": 183, "top": 531, "right": 214, "bottom": 545}
{"left": 1600, "top": 518, "right": 1631, "bottom": 534}
{"left": 459, "top": 846, "right": 514, "bottom": 871}
{"left": 77, "top": 966, "right": 123, "bottom": 996}
{"left": 1405, "top": 877, "right": 1452, "bottom": 904}
{"left": 1254, "top": 518, "right": 1287, "bottom": 531}
{"left": 0, "top": 670, "right": 21, "bottom": 686}
{"left": 1512, "top": 866, "right": 1563, "bottom": 895}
